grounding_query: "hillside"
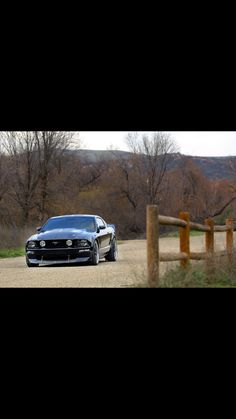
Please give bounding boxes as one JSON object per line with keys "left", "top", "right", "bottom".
{"left": 72, "top": 149, "right": 236, "bottom": 181}
{"left": 69, "top": 149, "right": 132, "bottom": 162}
{"left": 182, "top": 155, "right": 236, "bottom": 180}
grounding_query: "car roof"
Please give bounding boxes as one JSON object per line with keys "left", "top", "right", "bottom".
{"left": 49, "top": 214, "right": 101, "bottom": 220}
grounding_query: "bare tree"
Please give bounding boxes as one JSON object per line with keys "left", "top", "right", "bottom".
{"left": 126, "top": 132, "right": 179, "bottom": 205}
{"left": 34, "top": 131, "right": 77, "bottom": 221}
{"left": 0, "top": 139, "right": 9, "bottom": 202}
{"left": 0, "top": 131, "right": 40, "bottom": 224}
{"left": 171, "top": 156, "right": 236, "bottom": 222}
{"left": 200, "top": 157, "right": 236, "bottom": 220}
{"left": 0, "top": 131, "right": 80, "bottom": 224}
{"left": 0, "top": 140, "right": 10, "bottom": 225}
{"left": 108, "top": 152, "right": 144, "bottom": 233}
{"left": 50, "top": 151, "right": 107, "bottom": 215}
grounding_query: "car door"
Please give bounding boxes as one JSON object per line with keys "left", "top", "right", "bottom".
{"left": 96, "top": 217, "right": 110, "bottom": 255}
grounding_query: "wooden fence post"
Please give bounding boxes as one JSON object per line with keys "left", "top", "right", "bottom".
{"left": 204, "top": 218, "right": 215, "bottom": 276}
{"left": 226, "top": 219, "right": 234, "bottom": 262}
{"left": 205, "top": 218, "right": 214, "bottom": 260}
{"left": 179, "top": 212, "right": 190, "bottom": 268}
{"left": 147, "top": 205, "right": 159, "bottom": 288}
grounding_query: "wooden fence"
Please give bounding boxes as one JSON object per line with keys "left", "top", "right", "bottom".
{"left": 147, "top": 205, "right": 235, "bottom": 287}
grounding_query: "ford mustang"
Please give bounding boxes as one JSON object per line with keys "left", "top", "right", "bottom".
{"left": 25, "top": 214, "right": 118, "bottom": 267}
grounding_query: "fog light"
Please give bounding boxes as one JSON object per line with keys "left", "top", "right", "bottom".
{"left": 77, "top": 240, "right": 90, "bottom": 247}
{"left": 40, "top": 241, "right": 46, "bottom": 247}
{"left": 28, "top": 241, "right": 36, "bottom": 248}
{"left": 66, "top": 240, "right": 73, "bottom": 247}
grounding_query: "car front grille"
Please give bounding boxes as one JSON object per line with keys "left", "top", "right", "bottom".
{"left": 32, "top": 249, "right": 91, "bottom": 261}
{"left": 34, "top": 250, "right": 76, "bottom": 261}
{"left": 44, "top": 240, "right": 71, "bottom": 248}
{"left": 36, "top": 240, "right": 78, "bottom": 249}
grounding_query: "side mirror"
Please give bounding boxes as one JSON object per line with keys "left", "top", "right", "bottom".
{"left": 97, "top": 225, "right": 106, "bottom": 233}
{"left": 36, "top": 227, "right": 42, "bottom": 232}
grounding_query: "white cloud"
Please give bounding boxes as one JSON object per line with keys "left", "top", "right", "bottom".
{"left": 78, "top": 131, "right": 236, "bottom": 157}
{"left": 168, "top": 132, "right": 236, "bottom": 156}
{"left": 79, "top": 132, "right": 129, "bottom": 151}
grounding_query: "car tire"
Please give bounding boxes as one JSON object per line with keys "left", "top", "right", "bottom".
{"left": 26, "top": 257, "right": 39, "bottom": 268}
{"left": 105, "top": 239, "right": 118, "bottom": 262}
{"left": 90, "top": 241, "right": 100, "bottom": 265}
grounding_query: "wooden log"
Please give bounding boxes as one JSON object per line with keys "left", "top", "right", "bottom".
{"left": 189, "top": 222, "right": 210, "bottom": 232}
{"left": 147, "top": 205, "right": 159, "bottom": 288}
{"left": 190, "top": 252, "right": 208, "bottom": 260}
{"left": 160, "top": 250, "right": 229, "bottom": 262}
{"left": 205, "top": 218, "right": 215, "bottom": 275}
{"left": 159, "top": 215, "right": 187, "bottom": 228}
{"left": 205, "top": 218, "right": 214, "bottom": 255}
{"left": 226, "top": 219, "right": 234, "bottom": 261}
{"left": 160, "top": 252, "right": 188, "bottom": 262}
{"left": 214, "top": 225, "right": 231, "bottom": 232}
{"left": 190, "top": 250, "right": 228, "bottom": 260}
{"left": 179, "top": 212, "right": 190, "bottom": 268}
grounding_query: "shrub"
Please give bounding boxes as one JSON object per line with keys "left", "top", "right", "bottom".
{"left": 160, "top": 257, "right": 236, "bottom": 288}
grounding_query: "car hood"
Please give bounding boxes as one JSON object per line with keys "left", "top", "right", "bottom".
{"left": 28, "top": 228, "right": 96, "bottom": 241}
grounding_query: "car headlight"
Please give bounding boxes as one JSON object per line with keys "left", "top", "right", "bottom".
{"left": 40, "top": 241, "right": 46, "bottom": 247}
{"left": 28, "top": 241, "right": 36, "bottom": 248}
{"left": 66, "top": 240, "right": 73, "bottom": 247}
{"left": 77, "top": 239, "right": 90, "bottom": 248}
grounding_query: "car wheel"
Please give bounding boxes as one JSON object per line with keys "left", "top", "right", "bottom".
{"left": 90, "top": 241, "right": 100, "bottom": 265}
{"left": 105, "top": 239, "right": 118, "bottom": 262}
{"left": 26, "top": 257, "right": 39, "bottom": 268}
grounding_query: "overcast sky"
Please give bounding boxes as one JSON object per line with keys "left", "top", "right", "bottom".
{"left": 78, "top": 132, "right": 236, "bottom": 157}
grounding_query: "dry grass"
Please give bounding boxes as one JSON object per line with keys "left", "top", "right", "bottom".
{"left": 160, "top": 256, "right": 236, "bottom": 288}
{"left": 131, "top": 255, "right": 236, "bottom": 288}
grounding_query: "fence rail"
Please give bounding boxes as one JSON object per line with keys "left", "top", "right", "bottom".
{"left": 158, "top": 215, "right": 232, "bottom": 232}
{"left": 147, "top": 205, "right": 235, "bottom": 287}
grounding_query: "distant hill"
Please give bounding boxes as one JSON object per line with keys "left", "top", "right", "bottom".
{"left": 168, "top": 153, "right": 236, "bottom": 180}
{"left": 70, "top": 149, "right": 133, "bottom": 162}
{"left": 69, "top": 149, "right": 236, "bottom": 181}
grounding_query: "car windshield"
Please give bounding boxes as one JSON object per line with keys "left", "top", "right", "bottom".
{"left": 41, "top": 216, "right": 96, "bottom": 232}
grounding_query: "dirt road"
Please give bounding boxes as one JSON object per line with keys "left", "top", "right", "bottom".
{"left": 0, "top": 234, "right": 233, "bottom": 287}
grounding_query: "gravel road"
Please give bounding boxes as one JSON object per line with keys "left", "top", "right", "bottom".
{"left": 0, "top": 234, "right": 233, "bottom": 287}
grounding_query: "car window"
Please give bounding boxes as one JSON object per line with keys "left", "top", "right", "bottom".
{"left": 42, "top": 217, "right": 96, "bottom": 232}
{"left": 96, "top": 218, "right": 106, "bottom": 228}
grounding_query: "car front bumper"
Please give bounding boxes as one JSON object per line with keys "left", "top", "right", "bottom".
{"left": 26, "top": 248, "right": 92, "bottom": 265}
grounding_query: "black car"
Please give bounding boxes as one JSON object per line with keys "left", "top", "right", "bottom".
{"left": 25, "top": 214, "right": 118, "bottom": 267}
